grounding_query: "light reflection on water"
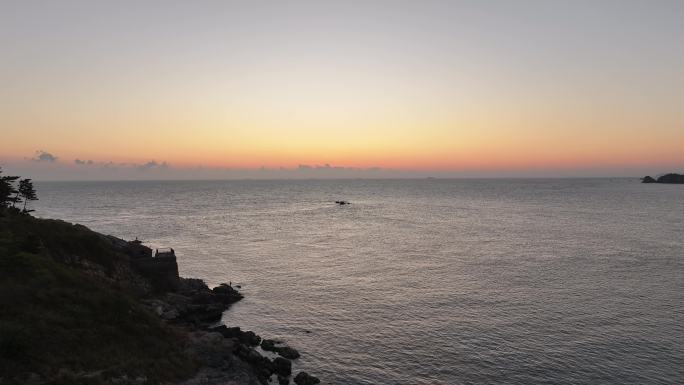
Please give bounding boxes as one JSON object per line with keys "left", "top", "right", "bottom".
{"left": 35, "top": 179, "right": 683, "bottom": 384}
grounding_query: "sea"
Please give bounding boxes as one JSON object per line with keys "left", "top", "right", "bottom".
{"left": 33, "top": 178, "right": 683, "bottom": 385}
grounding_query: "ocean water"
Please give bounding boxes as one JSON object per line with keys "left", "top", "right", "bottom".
{"left": 34, "top": 178, "right": 683, "bottom": 385}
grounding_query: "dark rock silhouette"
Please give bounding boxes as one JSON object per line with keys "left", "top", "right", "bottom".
{"left": 335, "top": 200, "right": 350, "bottom": 205}
{"left": 261, "top": 339, "right": 300, "bottom": 359}
{"left": 294, "top": 371, "right": 320, "bottom": 385}
{"left": 275, "top": 346, "right": 300, "bottom": 360}
{"left": 210, "top": 325, "right": 262, "bottom": 346}
{"left": 657, "top": 173, "right": 684, "bottom": 183}
{"left": 642, "top": 173, "right": 684, "bottom": 184}
{"left": 144, "top": 277, "right": 244, "bottom": 324}
{"left": 213, "top": 283, "right": 245, "bottom": 304}
{"left": 234, "top": 343, "right": 275, "bottom": 379}
{"left": 261, "top": 338, "right": 277, "bottom": 351}
{"left": 273, "top": 357, "right": 292, "bottom": 377}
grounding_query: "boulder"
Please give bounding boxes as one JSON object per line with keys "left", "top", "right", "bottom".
{"left": 261, "top": 339, "right": 277, "bottom": 351}
{"left": 185, "top": 331, "right": 237, "bottom": 369}
{"left": 275, "top": 346, "right": 300, "bottom": 360}
{"left": 273, "top": 357, "right": 292, "bottom": 377}
{"left": 278, "top": 375, "right": 290, "bottom": 385}
{"left": 252, "top": 356, "right": 275, "bottom": 379}
{"left": 260, "top": 339, "right": 299, "bottom": 359}
{"left": 212, "top": 283, "right": 244, "bottom": 304}
{"left": 239, "top": 330, "right": 262, "bottom": 346}
{"left": 642, "top": 176, "right": 656, "bottom": 183}
{"left": 211, "top": 325, "right": 241, "bottom": 338}
{"left": 210, "top": 326, "right": 261, "bottom": 346}
{"left": 235, "top": 345, "right": 263, "bottom": 365}
{"left": 181, "top": 303, "right": 224, "bottom": 323}
{"left": 294, "top": 372, "right": 320, "bottom": 385}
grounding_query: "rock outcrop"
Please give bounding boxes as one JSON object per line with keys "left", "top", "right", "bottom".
{"left": 294, "top": 372, "right": 320, "bottom": 385}
{"left": 261, "top": 339, "right": 301, "bottom": 359}
{"left": 642, "top": 173, "right": 684, "bottom": 184}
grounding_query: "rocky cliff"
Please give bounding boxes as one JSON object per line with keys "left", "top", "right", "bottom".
{"left": 0, "top": 211, "right": 318, "bottom": 385}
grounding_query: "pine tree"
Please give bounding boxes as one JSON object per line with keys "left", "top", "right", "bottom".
{"left": 0, "top": 168, "right": 20, "bottom": 208}
{"left": 19, "top": 178, "right": 38, "bottom": 212}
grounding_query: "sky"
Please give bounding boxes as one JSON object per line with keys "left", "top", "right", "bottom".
{"left": 1, "top": 0, "right": 683, "bottom": 180}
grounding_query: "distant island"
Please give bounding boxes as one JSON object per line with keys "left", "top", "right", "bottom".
{"left": 641, "top": 173, "right": 684, "bottom": 184}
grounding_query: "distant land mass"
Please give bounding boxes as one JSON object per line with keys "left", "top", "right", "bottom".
{"left": 641, "top": 173, "right": 684, "bottom": 184}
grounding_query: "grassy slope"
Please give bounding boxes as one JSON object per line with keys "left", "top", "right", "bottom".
{"left": 0, "top": 213, "right": 198, "bottom": 384}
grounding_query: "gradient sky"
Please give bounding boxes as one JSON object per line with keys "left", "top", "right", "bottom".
{"left": 1, "top": 1, "right": 683, "bottom": 179}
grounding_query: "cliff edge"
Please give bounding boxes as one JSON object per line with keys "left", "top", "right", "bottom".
{"left": 0, "top": 211, "right": 318, "bottom": 385}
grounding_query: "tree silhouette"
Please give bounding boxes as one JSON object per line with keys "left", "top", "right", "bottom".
{"left": 0, "top": 167, "right": 20, "bottom": 208}
{"left": 19, "top": 179, "right": 38, "bottom": 212}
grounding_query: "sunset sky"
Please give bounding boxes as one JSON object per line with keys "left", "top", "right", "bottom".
{"left": 1, "top": 1, "right": 683, "bottom": 179}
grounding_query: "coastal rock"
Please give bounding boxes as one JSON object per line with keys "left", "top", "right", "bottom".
{"left": 273, "top": 357, "right": 292, "bottom": 377}
{"left": 185, "top": 331, "right": 237, "bottom": 369}
{"left": 211, "top": 325, "right": 241, "bottom": 338}
{"left": 294, "top": 372, "right": 320, "bottom": 385}
{"left": 657, "top": 173, "right": 684, "bottom": 183}
{"left": 642, "top": 173, "right": 684, "bottom": 184}
{"left": 278, "top": 375, "right": 291, "bottom": 385}
{"left": 234, "top": 344, "right": 276, "bottom": 381}
{"left": 182, "top": 303, "right": 225, "bottom": 323}
{"left": 260, "top": 339, "right": 300, "bottom": 359}
{"left": 275, "top": 346, "right": 300, "bottom": 360}
{"left": 211, "top": 325, "right": 262, "bottom": 346}
{"left": 152, "top": 279, "right": 244, "bottom": 325}
{"left": 178, "top": 277, "right": 211, "bottom": 293}
{"left": 261, "top": 339, "right": 277, "bottom": 351}
{"left": 235, "top": 344, "right": 263, "bottom": 364}
{"left": 212, "top": 283, "right": 244, "bottom": 303}
{"left": 240, "top": 330, "right": 262, "bottom": 346}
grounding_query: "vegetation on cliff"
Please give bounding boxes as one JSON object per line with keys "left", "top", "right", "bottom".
{"left": 0, "top": 168, "right": 38, "bottom": 213}
{"left": 0, "top": 170, "right": 317, "bottom": 385}
{"left": 0, "top": 211, "right": 198, "bottom": 384}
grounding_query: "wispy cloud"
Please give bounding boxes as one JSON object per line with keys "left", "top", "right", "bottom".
{"left": 137, "top": 160, "right": 169, "bottom": 171}
{"left": 72, "top": 159, "right": 169, "bottom": 171}
{"left": 297, "top": 163, "right": 374, "bottom": 172}
{"left": 31, "top": 150, "right": 58, "bottom": 163}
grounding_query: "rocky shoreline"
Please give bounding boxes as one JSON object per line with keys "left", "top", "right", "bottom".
{"left": 0, "top": 210, "right": 320, "bottom": 385}
{"left": 116, "top": 238, "right": 321, "bottom": 385}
